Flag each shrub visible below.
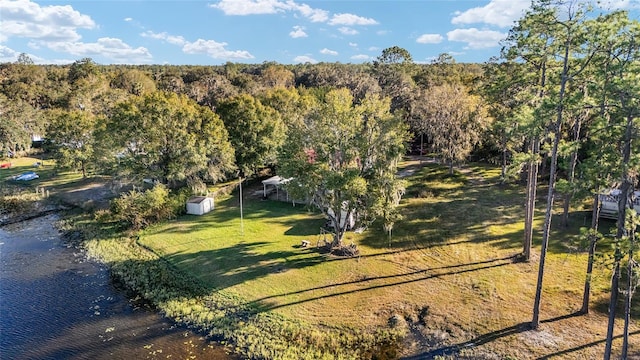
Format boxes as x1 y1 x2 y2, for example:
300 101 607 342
168 187 191 216
110 184 176 230
0 185 43 216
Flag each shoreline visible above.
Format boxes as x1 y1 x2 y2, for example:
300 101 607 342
0 205 70 227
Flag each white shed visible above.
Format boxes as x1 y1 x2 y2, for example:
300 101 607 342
186 196 214 215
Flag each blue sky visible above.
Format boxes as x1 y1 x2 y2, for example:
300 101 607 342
1 0 638 65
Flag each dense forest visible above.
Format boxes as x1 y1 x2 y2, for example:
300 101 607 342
0 51 493 191
0 52 484 166
1 2 639 358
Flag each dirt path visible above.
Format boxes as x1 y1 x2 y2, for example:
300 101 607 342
54 180 115 209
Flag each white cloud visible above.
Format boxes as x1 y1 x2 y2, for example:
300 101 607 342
447 28 506 49
289 26 308 38
0 0 95 43
141 31 186 46
142 30 254 61
416 33 443 44
46 37 153 64
293 55 317 63
0 45 19 62
211 1 380 29
211 0 328 22
338 27 358 35
183 39 254 60
124 17 133 22
320 48 338 56
211 0 283 15
0 0 131 63
0 46 71 64
328 13 378 26
368 46 379 51
291 2 329 22
599 0 640 9
350 42 359 47
350 54 370 61
452 0 529 27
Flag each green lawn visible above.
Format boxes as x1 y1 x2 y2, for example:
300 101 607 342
0 155 86 190
139 159 639 358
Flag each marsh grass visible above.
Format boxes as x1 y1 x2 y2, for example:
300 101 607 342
0 184 43 216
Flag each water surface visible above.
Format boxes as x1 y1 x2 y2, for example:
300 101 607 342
0 215 236 359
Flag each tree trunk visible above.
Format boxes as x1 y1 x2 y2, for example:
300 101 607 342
540 152 548 178
561 117 581 227
500 131 507 184
604 244 622 360
531 132 560 329
605 114 634 360
580 193 601 314
523 139 539 262
524 33 548 263
621 233 635 359
532 39 571 330
81 159 87 178
501 147 507 184
330 215 344 248
448 160 454 175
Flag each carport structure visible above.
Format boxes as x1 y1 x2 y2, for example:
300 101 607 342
261 176 293 199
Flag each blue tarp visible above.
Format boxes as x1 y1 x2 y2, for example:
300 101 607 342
15 171 39 181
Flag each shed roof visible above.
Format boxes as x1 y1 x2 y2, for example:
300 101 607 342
187 196 209 204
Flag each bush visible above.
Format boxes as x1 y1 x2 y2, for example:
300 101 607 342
168 187 191 216
110 184 176 230
0 185 43 216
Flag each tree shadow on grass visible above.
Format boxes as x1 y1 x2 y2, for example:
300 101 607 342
251 254 519 312
592 295 640 320
402 312 583 359
158 241 329 291
536 330 640 359
365 164 528 253
389 161 604 259
283 216 325 236
126 239 520 307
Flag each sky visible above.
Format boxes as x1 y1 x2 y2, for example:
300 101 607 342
0 0 638 66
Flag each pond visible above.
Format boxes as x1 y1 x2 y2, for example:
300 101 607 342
0 214 236 359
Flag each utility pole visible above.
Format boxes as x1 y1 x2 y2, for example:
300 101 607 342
239 176 244 236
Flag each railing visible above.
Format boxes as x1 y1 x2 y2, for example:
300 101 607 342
598 190 640 219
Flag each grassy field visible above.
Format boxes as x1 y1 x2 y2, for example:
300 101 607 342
0 155 119 212
137 159 639 359
0 155 91 196
0 155 83 216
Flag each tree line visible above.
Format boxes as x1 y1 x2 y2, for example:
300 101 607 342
1 0 638 357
